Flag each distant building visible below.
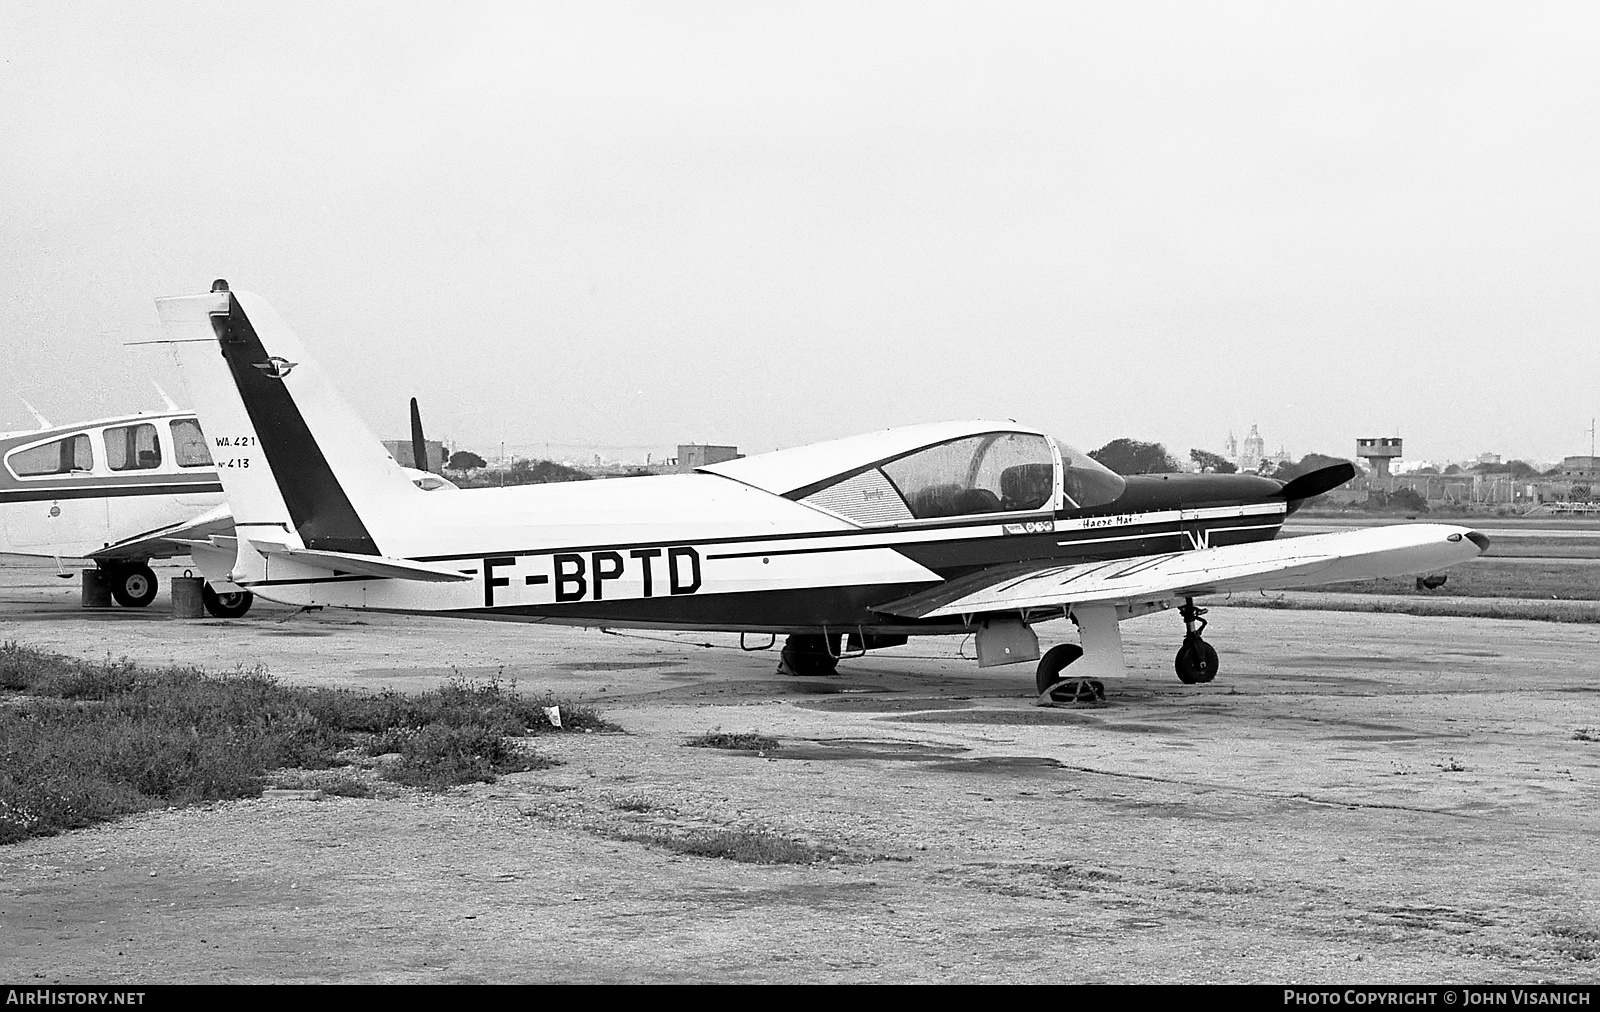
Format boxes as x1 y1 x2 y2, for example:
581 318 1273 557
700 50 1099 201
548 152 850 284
382 439 446 474
676 444 742 473
1476 452 1502 466
1356 437 1403 489
1224 424 1290 473
1556 456 1600 479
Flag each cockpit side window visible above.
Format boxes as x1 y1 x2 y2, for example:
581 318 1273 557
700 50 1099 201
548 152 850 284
106 423 162 472
1059 444 1126 509
169 419 213 468
7 434 93 477
881 433 1055 520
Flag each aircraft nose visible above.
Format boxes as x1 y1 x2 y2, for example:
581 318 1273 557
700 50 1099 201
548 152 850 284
1465 530 1490 553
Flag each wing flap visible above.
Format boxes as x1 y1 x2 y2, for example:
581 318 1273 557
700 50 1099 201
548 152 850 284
88 503 235 562
875 524 1486 619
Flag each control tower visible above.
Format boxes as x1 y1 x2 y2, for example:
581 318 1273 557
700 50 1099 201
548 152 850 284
1356 437 1402 489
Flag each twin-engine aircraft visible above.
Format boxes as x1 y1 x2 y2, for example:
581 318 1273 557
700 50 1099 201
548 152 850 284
152 281 1486 701
0 398 453 619
0 405 252 615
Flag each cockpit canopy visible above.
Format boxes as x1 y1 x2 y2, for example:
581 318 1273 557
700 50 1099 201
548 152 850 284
700 421 1125 527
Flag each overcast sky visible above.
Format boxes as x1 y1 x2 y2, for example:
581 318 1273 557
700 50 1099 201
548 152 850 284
2 1 1596 465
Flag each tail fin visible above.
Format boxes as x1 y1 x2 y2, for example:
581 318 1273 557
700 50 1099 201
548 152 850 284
153 281 420 555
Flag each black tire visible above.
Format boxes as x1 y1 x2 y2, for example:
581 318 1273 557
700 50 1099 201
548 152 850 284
201 584 254 618
108 563 158 608
1035 643 1085 695
777 634 841 677
1174 639 1219 684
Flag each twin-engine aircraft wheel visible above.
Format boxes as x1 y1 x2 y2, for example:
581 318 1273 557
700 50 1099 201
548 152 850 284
1174 639 1219 684
107 563 158 608
201 584 254 619
777 634 841 677
1035 643 1085 695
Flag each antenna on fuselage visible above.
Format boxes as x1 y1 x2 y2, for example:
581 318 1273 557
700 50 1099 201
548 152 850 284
151 381 181 413
19 398 51 430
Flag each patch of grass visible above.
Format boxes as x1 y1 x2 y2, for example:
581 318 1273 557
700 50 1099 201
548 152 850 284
1574 728 1599 742
0 645 617 843
605 826 839 864
1436 757 1468 772
610 794 659 812
300 677 618 736
381 724 557 790
684 728 780 751
1543 919 1600 961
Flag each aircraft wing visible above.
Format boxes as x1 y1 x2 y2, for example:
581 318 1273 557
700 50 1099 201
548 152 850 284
87 503 237 563
874 524 1489 620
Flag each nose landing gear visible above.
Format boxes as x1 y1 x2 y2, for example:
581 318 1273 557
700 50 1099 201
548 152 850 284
1174 598 1218 684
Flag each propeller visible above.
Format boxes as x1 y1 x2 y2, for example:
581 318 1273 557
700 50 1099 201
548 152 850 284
1276 462 1356 504
409 397 430 472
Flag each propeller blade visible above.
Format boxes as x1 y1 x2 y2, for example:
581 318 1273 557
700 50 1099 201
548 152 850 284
409 397 430 472
1277 462 1356 502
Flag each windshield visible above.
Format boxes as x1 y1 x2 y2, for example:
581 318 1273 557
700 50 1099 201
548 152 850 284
1059 443 1125 509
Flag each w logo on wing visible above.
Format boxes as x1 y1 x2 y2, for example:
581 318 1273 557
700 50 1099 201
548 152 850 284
252 356 298 379
1183 529 1210 551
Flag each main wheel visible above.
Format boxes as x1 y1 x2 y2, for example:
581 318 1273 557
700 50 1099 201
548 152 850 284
201 584 254 618
1174 639 1219 684
108 563 158 608
1035 643 1085 695
777 634 841 677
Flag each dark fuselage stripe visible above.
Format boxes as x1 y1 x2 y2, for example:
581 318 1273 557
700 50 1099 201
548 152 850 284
411 509 1284 565
0 483 223 503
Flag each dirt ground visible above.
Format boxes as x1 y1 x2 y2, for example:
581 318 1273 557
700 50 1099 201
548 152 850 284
2 560 1600 983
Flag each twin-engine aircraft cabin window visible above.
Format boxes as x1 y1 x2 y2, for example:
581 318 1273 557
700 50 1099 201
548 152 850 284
880 433 1056 520
106 423 162 472
169 419 213 468
7 434 93 477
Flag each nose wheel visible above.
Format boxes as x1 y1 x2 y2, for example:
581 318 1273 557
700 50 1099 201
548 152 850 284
1174 598 1218 684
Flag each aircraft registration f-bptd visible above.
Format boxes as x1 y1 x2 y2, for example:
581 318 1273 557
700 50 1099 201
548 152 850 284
153 281 1487 701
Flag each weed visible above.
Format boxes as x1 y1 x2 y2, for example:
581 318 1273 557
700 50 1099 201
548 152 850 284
0 645 613 842
1574 728 1599 742
381 724 557 790
1436 757 1468 772
604 826 838 864
611 794 659 812
684 728 780 751
1544 919 1600 960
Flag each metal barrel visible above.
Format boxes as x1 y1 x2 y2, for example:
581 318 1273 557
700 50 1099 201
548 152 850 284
170 576 205 619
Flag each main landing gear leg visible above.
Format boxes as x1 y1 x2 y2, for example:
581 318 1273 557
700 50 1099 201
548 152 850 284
1174 597 1218 685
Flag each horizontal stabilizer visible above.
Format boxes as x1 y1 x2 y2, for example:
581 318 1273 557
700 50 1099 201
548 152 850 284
250 543 472 583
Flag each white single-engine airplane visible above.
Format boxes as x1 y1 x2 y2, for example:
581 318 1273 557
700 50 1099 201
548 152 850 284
152 280 1487 701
